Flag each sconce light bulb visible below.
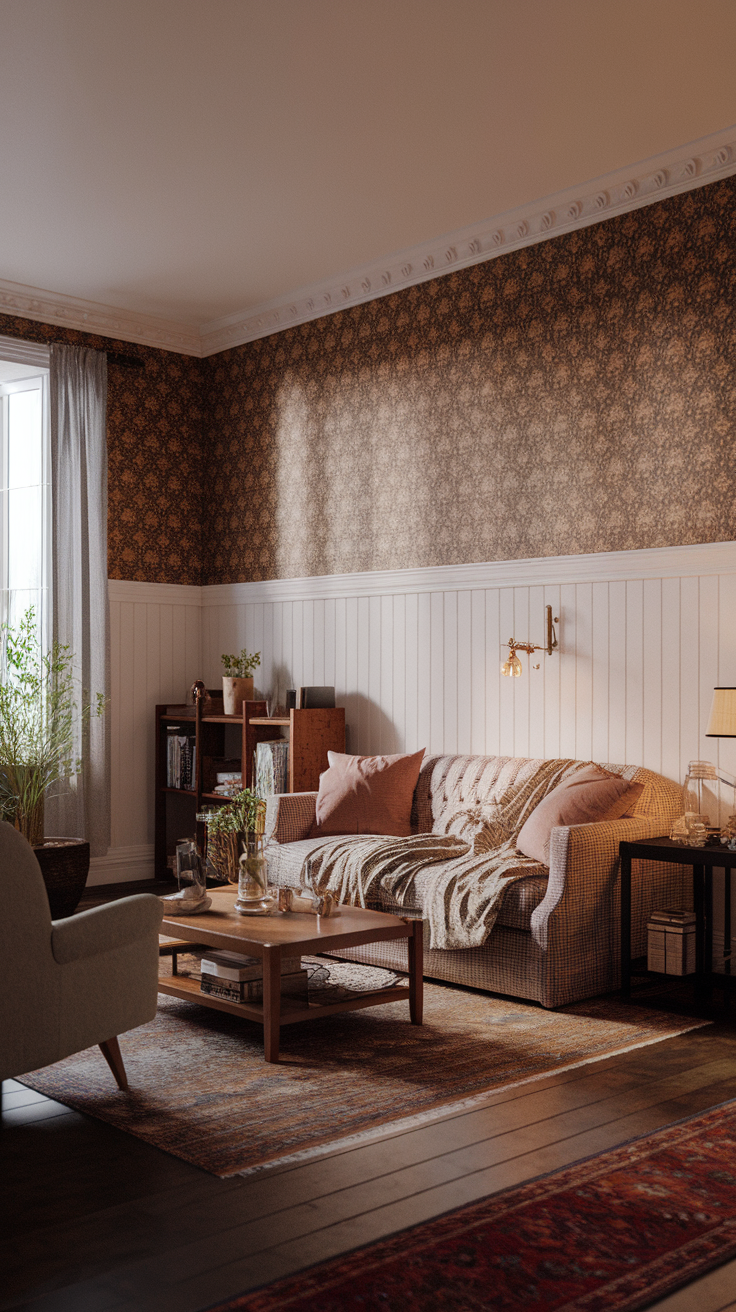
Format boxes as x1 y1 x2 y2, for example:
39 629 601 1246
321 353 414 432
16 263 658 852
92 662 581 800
510 652 523 677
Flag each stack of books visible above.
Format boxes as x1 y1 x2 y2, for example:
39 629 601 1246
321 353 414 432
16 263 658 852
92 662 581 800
199 949 308 1003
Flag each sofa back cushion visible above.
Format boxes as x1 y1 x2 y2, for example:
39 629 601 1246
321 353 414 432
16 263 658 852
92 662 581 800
310 749 426 838
411 755 682 836
516 765 644 865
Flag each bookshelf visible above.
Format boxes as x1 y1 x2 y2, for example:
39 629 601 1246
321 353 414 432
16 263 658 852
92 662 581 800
154 700 345 879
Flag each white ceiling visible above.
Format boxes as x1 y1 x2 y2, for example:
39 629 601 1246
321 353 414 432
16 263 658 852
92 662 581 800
1 0 736 342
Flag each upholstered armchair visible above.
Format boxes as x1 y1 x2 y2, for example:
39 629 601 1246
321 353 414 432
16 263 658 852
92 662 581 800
0 822 163 1090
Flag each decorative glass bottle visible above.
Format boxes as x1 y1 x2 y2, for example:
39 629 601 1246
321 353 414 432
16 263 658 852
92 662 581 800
234 831 271 914
683 761 719 837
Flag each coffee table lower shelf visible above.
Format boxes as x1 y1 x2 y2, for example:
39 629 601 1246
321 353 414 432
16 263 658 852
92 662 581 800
158 972 413 1026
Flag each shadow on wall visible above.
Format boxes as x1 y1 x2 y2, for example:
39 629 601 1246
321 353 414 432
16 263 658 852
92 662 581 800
342 693 405 758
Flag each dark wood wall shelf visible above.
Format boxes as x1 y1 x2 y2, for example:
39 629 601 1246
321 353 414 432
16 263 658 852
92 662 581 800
154 701 345 879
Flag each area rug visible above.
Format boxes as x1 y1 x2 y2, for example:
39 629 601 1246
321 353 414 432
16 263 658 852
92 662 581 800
19 957 709 1178
204 1099 736 1312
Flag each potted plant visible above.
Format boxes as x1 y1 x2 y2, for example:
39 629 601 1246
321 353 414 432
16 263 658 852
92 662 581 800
0 607 105 917
203 788 269 914
221 648 261 716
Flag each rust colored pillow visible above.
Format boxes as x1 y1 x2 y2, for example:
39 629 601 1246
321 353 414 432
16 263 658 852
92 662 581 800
309 749 426 838
516 766 644 865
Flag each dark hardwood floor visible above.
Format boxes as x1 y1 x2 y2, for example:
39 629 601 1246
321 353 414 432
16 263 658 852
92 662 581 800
4 883 736 1312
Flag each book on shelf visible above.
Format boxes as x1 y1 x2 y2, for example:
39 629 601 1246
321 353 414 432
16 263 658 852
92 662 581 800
200 949 301 981
166 727 196 790
254 740 289 797
200 969 309 1003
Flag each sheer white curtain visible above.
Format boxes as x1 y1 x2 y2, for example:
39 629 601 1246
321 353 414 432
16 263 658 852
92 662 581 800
46 345 110 857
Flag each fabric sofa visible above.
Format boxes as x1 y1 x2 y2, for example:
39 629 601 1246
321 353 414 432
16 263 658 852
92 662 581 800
264 754 686 1008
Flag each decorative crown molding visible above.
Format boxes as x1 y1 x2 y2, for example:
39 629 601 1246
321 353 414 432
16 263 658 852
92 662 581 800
198 124 736 355
0 278 201 356
2 126 735 358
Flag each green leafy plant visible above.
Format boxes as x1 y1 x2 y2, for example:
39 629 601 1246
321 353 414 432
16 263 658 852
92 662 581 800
221 649 260 678
0 607 105 845
206 787 266 837
204 787 267 884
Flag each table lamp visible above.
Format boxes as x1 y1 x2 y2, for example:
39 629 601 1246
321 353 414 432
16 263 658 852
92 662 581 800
705 687 736 840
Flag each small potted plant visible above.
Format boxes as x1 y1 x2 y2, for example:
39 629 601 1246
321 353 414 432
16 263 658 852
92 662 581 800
0 607 105 917
204 788 269 914
221 649 261 715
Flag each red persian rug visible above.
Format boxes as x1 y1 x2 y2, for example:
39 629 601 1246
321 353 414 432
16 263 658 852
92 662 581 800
206 1100 736 1312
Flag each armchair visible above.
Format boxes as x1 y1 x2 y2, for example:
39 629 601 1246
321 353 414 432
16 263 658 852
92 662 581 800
0 822 163 1090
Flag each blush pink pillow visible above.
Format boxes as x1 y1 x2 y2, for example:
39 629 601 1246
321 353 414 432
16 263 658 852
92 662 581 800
309 749 426 838
516 766 644 865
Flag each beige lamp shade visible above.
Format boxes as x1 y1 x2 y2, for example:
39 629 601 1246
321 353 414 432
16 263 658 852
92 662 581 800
706 687 736 737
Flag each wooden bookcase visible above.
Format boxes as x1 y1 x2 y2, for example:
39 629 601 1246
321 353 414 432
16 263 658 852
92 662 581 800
155 700 345 879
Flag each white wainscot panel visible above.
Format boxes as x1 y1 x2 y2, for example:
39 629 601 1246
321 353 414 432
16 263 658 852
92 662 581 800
200 542 736 793
91 581 203 884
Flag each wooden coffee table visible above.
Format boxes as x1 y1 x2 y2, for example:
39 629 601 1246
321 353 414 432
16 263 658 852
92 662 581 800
159 887 423 1062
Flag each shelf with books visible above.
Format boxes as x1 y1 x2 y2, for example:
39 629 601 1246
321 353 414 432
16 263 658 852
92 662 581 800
154 701 346 879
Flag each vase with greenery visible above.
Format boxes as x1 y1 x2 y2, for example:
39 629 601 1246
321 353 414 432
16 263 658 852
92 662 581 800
221 648 261 715
204 788 268 913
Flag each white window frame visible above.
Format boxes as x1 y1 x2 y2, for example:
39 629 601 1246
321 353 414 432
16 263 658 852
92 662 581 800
0 335 51 651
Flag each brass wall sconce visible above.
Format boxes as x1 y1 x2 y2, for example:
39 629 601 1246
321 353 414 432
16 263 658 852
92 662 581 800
501 606 559 677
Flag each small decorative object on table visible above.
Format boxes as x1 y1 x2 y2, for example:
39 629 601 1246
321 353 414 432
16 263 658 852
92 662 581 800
221 649 261 716
160 838 212 913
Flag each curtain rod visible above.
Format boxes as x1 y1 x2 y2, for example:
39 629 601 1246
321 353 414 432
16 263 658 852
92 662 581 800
20 338 146 372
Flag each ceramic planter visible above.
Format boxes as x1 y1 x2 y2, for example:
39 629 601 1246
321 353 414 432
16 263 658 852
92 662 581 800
222 676 254 715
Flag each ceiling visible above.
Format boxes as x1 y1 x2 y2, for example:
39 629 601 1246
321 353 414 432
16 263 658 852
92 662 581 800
1 0 735 345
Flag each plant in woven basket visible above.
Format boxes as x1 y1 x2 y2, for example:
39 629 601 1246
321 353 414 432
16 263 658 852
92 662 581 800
0 607 105 845
205 788 266 884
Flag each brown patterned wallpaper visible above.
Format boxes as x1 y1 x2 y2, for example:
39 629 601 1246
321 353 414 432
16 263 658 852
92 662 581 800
2 174 734 586
202 175 736 584
0 314 205 585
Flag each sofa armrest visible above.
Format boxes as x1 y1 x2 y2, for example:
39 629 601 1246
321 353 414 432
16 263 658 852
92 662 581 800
531 816 672 950
51 894 163 966
265 792 318 845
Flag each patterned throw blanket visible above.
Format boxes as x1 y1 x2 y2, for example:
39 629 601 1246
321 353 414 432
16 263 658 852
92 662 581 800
301 758 582 950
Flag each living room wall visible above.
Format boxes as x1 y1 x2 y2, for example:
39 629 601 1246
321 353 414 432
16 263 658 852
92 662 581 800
0 313 205 586
202 174 736 585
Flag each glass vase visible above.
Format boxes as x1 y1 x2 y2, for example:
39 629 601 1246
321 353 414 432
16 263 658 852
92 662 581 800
234 831 271 915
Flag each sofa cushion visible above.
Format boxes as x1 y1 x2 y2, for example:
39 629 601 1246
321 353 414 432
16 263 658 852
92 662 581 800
310 749 425 838
516 765 644 864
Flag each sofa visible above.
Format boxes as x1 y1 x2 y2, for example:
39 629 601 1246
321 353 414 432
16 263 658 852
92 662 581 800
264 754 686 1008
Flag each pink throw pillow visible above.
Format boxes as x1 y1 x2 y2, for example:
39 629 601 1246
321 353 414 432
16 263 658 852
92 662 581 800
516 766 644 865
309 749 426 838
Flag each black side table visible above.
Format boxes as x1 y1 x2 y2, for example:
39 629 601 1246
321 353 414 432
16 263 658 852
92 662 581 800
619 836 736 997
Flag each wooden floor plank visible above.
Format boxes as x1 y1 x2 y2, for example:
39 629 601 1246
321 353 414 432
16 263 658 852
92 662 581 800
3 1023 736 1312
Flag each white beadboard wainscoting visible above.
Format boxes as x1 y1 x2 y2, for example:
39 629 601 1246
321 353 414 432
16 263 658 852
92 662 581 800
88 581 203 885
98 541 736 884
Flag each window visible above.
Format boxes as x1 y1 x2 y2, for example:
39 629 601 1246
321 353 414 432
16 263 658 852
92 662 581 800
0 337 51 646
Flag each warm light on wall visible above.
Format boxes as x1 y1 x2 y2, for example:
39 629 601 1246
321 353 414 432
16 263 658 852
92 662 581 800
501 606 559 677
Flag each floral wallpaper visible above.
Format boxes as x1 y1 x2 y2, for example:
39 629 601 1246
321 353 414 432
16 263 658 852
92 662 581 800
0 314 205 585
2 173 735 586
202 175 736 584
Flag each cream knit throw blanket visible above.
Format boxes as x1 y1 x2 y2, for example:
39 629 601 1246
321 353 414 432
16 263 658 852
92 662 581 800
301 758 581 950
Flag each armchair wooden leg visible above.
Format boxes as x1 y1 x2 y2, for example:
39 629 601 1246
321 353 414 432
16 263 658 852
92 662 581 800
99 1037 128 1091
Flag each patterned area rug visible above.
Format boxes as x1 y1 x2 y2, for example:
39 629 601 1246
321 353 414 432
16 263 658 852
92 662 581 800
19 955 709 1178
205 1100 736 1312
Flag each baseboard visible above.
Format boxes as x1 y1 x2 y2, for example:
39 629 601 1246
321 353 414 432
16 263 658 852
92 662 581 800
87 843 155 886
